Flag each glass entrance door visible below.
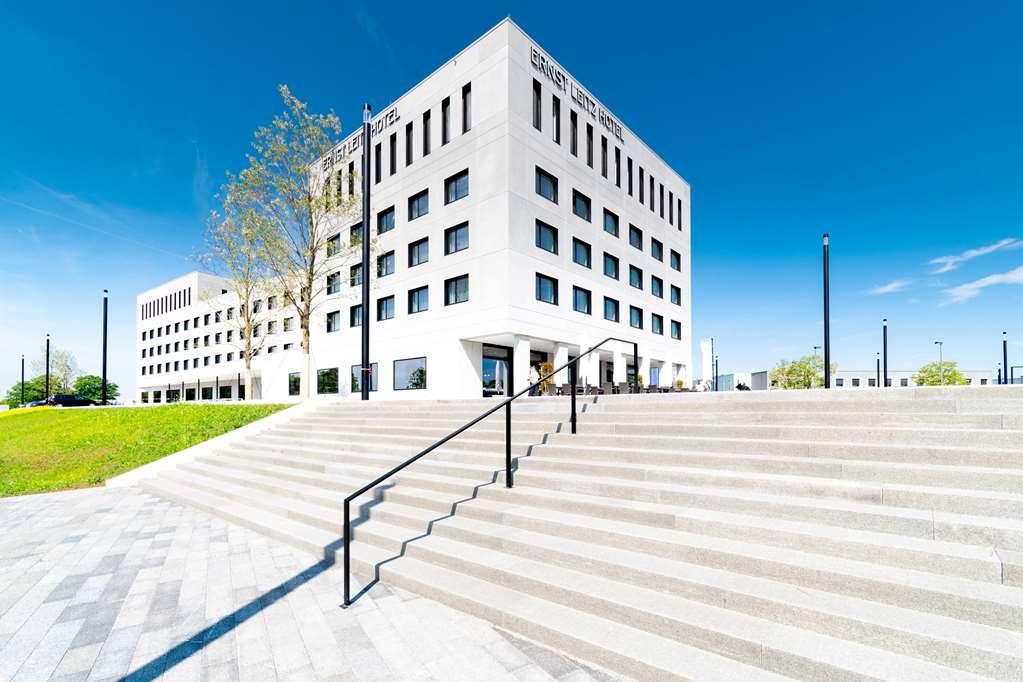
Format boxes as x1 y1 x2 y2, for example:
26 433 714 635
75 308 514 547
482 344 513 397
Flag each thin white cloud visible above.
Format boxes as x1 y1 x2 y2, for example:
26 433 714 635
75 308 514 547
942 264 1023 303
928 238 1023 274
866 278 912 295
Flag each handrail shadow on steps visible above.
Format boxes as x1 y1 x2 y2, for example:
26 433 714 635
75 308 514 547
341 336 638 606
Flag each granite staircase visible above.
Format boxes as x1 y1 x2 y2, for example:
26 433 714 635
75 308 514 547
140 387 1023 681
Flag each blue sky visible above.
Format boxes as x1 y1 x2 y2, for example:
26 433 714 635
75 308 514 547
1 1 1021 396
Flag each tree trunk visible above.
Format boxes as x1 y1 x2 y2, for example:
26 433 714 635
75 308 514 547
244 363 254 401
301 322 311 399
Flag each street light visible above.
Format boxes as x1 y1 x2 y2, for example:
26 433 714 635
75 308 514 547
359 102 373 401
102 290 109 405
20 354 24 406
882 318 888 388
45 333 50 399
822 233 830 389
875 352 880 388
934 341 944 386
714 355 719 392
1002 331 1009 385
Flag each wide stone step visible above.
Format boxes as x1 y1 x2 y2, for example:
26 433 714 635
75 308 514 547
574 410 1010 428
267 422 555 442
255 431 540 457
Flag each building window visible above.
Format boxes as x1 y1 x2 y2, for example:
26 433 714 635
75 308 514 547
408 189 429 220
535 167 558 203
348 160 355 195
604 297 620 322
377 295 395 321
445 275 469 305
629 265 643 290
868 378 876 387
853 378 861 387
650 176 655 211
532 79 542 130
288 372 300 396
629 224 643 250
405 121 413 166
422 110 431 156
569 110 578 156
630 306 643 329
572 190 591 221
836 377 844 387
350 304 362 327
600 136 608 178
572 286 591 315
901 378 909 387
326 310 340 333
671 320 682 340
659 184 665 218
441 96 451 145
317 368 339 394
377 206 395 234
535 221 558 254
389 132 397 175
445 222 469 254
603 253 619 280
408 237 429 267
535 273 558 305
377 251 395 277
374 142 381 184
585 123 593 167
351 363 378 392
652 276 664 298
670 250 681 271
350 263 362 286
671 285 682 305
408 285 429 313
350 222 363 246
327 234 341 257
603 209 619 237
639 167 644 202
444 169 469 204
283 343 292 350
572 238 591 268
283 317 294 331
651 239 663 261
615 147 621 187
394 357 427 390
552 95 561 143
652 314 664 335
327 271 340 295
461 82 472 133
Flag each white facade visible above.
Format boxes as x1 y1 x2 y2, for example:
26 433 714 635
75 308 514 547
135 19 692 403
833 370 993 389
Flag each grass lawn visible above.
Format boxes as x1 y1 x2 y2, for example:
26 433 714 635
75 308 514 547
0 403 290 497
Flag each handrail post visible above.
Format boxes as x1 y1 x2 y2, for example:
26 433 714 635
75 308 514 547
570 359 577 434
632 342 638 393
505 401 513 487
343 498 351 607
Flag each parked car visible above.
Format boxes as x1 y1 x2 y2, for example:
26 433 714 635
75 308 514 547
47 394 97 407
26 399 48 407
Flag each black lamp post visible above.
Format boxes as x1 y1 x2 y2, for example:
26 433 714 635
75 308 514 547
45 333 50 399
875 352 880 388
934 341 944 386
360 103 372 400
714 355 719 392
822 233 830 389
101 289 109 405
710 336 715 391
1002 331 1009 385
882 319 888 388
20 354 25 405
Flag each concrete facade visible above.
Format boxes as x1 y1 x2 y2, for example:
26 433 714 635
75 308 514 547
135 19 691 403
833 369 993 388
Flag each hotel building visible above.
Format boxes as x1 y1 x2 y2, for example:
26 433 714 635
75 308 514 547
135 19 692 403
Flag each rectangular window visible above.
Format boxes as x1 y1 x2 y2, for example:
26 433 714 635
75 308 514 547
603 253 619 280
604 296 619 322
670 249 682 271
408 189 429 220
377 206 395 234
445 275 469 305
532 79 542 130
350 304 362 327
572 238 591 268
585 123 593 167
408 285 429 313
422 110 431 156
327 233 341 257
651 238 663 261
535 167 558 203
377 295 395 321
671 320 682 340
600 136 608 178
351 363 378 392
317 368 339 394
461 83 472 133
389 132 397 175
405 122 414 166
603 209 619 237
377 250 395 277
669 190 674 224
614 147 621 187
535 273 558 305
629 265 643 290
629 225 643 250
445 222 469 254
627 157 633 195
394 357 427 390
326 310 340 333
671 285 682 305
350 263 362 286
408 237 429 266
639 167 644 202
630 306 643 329
569 110 578 155
444 169 469 204
572 286 591 314
283 317 294 331
659 184 665 218
535 221 558 254
441 96 450 145
348 160 355 195
651 276 664 298
374 143 381 184
552 95 561 143
350 222 363 246
572 190 591 221
650 176 655 211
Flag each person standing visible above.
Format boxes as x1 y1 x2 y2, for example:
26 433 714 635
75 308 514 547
528 364 540 396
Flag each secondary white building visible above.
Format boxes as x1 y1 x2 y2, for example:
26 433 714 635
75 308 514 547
135 19 692 403
833 370 993 388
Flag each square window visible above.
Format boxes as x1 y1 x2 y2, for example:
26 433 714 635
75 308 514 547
317 368 339 394
572 238 591 268
572 190 591 221
604 297 619 322
629 265 643 290
535 273 558 305
377 295 395 320
572 286 591 314
408 189 429 220
377 206 395 234
377 251 395 277
445 222 469 254
444 169 469 204
535 221 558 254
394 357 427 390
630 306 643 329
408 238 429 267
603 253 619 280
535 167 558 203
445 275 469 305
408 285 429 313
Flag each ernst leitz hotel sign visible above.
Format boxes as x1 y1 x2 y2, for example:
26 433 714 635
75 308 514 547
530 46 625 144
321 107 401 170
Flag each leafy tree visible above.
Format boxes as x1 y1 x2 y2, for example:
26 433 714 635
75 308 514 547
913 361 969 386
4 374 48 408
73 374 120 402
768 354 837 389
30 344 80 393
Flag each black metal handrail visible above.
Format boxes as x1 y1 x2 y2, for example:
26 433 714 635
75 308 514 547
341 336 638 606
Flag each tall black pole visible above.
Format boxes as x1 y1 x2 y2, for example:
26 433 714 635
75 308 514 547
101 289 109 405
875 352 880 388
21 354 24 405
822 233 830 389
1003 331 1009 385
360 103 372 400
714 355 719 392
710 337 716 391
45 334 50 399
882 319 888 388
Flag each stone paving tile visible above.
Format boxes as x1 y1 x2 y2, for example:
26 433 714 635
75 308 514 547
0 487 624 681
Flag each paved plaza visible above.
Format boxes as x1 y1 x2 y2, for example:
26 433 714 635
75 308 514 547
0 487 618 682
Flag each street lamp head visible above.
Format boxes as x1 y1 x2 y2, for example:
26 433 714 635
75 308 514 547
822 233 829 245
363 103 372 123
103 289 108 297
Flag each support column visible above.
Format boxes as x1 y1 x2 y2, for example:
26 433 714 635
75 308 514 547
658 360 672 388
612 349 627 386
552 343 570 385
639 355 651 390
513 335 531 394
